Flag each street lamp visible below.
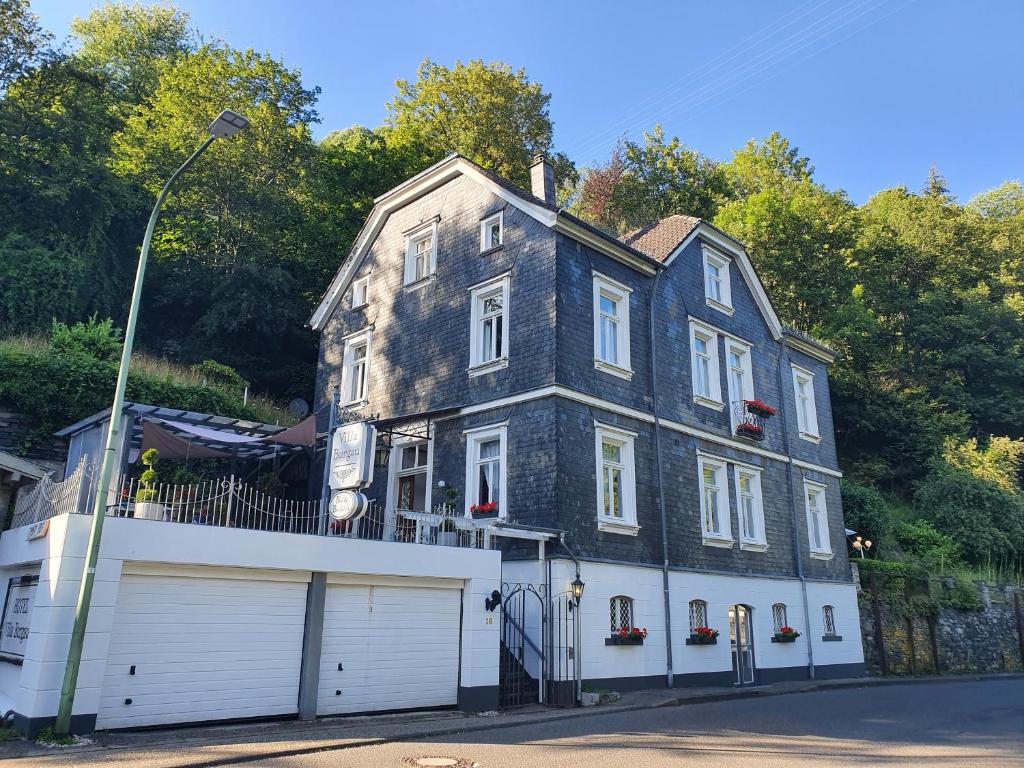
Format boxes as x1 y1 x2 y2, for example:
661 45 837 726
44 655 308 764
571 576 585 605
852 535 873 559
55 110 249 735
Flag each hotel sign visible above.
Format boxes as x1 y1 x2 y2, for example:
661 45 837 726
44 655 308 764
1 575 38 659
329 422 376 490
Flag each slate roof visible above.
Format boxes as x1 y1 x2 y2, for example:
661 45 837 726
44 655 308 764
618 215 702 262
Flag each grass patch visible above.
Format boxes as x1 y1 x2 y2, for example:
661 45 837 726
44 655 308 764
35 726 74 746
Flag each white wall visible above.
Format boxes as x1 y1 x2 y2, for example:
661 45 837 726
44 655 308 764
0 514 502 724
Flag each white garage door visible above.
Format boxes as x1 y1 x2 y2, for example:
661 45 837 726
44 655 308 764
97 568 308 729
317 582 462 715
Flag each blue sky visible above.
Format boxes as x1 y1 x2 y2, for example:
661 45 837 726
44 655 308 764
33 0 1024 204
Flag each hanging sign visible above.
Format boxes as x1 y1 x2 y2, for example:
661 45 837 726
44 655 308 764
329 489 369 521
1 576 38 659
329 422 376 490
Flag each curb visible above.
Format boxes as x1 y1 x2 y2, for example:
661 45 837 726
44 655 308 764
26 673 1024 767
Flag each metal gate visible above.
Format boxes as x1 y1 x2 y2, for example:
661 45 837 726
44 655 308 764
499 583 580 709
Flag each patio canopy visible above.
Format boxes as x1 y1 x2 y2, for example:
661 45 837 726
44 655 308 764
56 402 318 464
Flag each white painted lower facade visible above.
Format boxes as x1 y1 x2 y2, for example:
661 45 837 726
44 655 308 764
503 558 864 687
0 514 501 733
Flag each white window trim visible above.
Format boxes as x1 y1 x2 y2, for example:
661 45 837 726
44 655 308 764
791 364 821 443
350 274 370 309
594 422 639 536
339 328 372 407
404 220 438 287
697 454 732 547
610 595 635 632
464 423 508 519
803 479 833 559
702 245 734 316
734 466 767 552
689 319 723 410
479 210 504 253
384 431 434 514
468 274 510 376
725 337 754 432
592 272 633 380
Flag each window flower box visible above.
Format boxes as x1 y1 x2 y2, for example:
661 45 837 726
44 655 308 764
470 501 498 516
735 421 764 441
743 399 777 418
772 626 801 643
686 626 719 645
606 627 647 645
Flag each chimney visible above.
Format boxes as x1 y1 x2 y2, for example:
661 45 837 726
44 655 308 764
530 154 555 205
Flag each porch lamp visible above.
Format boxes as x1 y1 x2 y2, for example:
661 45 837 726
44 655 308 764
571 576 585 605
55 109 249 736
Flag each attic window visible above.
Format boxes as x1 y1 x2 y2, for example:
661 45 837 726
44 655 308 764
480 211 503 252
703 246 733 315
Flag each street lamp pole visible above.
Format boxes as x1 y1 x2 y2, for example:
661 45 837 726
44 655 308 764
55 110 249 735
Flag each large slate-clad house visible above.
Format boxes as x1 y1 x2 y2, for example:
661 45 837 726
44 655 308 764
309 154 865 690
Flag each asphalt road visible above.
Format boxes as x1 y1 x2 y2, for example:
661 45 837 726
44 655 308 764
262 679 1024 768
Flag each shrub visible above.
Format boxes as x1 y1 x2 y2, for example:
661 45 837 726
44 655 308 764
892 519 963 573
841 480 891 551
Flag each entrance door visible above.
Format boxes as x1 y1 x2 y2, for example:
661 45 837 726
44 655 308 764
728 604 756 685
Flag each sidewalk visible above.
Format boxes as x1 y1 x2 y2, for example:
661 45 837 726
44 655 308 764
4 673 1022 767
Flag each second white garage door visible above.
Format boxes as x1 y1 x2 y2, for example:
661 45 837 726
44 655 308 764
97 567 308 729
317 582 462 715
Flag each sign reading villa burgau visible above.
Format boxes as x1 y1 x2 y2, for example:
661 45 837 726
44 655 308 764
329 422 376 490
1 576 38 660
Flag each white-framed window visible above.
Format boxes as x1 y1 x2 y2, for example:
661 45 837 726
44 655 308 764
772 603 788 633
480 210 503 252
734 466 767 551
688 599 709 632
791 364 821 442
610 595 634 632
726 339 754 431
822 604 837 636
689 320 722 409
350 275 369 308
340 329 372 406
804 480 833 559
594 423 638 535
404 221 437 285
464 423 507 518
697 455 731 546
592 273 632 379
388 439 431 513
468 274 510 374
702 246 733 314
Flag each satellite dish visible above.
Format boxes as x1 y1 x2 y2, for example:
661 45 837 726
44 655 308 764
288 398 310 419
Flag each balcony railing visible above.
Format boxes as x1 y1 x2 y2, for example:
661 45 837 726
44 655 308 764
102 474 492 549
732 399 777 442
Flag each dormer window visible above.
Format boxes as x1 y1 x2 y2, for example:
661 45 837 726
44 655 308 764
703 246 733 315
480 211 503 252
405 222 437 286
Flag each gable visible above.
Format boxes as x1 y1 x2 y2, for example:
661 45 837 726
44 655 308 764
664 222 784 340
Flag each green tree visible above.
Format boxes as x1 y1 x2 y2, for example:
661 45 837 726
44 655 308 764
0 234 81 331
723 131 813 198
0 0 52 91
579 125 727 233
385 58 575 190
110 43 322 389
70 2 194 110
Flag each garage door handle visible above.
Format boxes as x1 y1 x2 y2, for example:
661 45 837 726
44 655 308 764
338 663 343 671
129 665 135 675
336 690 341 696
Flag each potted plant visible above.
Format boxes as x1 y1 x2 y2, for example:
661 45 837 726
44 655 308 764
470 500 498 517
436 514 460 547
133 448 165 520
736 421 764 441
687 626 719 645
743 399 777 418
606 626 647 646
773 625 801 642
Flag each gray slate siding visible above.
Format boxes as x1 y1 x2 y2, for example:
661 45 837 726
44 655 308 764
315 174 557 426
312 170 851 584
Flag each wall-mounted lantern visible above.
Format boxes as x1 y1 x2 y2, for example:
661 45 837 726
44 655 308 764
484 590 501 612
571 576 585 606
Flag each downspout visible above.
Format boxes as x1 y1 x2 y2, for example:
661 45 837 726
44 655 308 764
649 264 675 688
776 340 815 679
